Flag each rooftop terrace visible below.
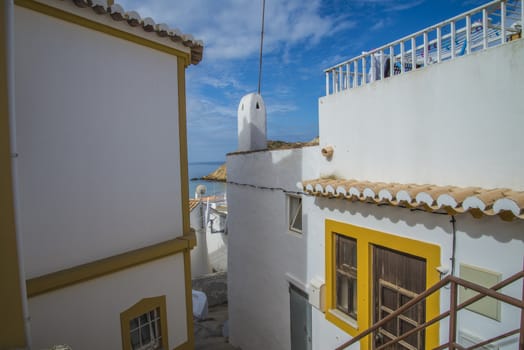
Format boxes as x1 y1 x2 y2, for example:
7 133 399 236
325 0 523 96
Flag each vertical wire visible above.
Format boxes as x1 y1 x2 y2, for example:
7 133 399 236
257 0 266 94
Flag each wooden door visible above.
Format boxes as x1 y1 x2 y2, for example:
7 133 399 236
373 246 426 350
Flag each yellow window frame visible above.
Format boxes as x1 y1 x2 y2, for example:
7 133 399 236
325 219 441 350
120 295 169 350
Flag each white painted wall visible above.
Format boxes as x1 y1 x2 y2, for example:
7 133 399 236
228 40 524 350
204 200 228 272
319 39 524 190
190 199 229 278
227 146 320 350
28 254 188 350
14 7 183 278
303 197 524 349
190 202 212 278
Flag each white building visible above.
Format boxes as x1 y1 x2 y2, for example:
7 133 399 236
190 194 229 278
227 1 524 350
0 1 202 349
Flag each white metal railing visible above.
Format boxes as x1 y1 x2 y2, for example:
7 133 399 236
324 0 523 96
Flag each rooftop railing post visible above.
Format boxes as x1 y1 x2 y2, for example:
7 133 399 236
501 1 506 45
400 41 405 73
411 37 416 69
423 31 429 66
371 53 376 82
338 66 343 92
353 60 358 88
332 69 336 94
389 46 394 77
482 8 488 49
380 49 385 80
325 72 329 95
361 56 366 84
345 63 350 89
466 15 472 55
451 21 456 59
437 26 442 62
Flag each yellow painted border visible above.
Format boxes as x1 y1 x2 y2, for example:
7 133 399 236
177 59 191 236
26 231 196 298
120 295 169 350
325 219 440 350
0 3 26 347
182 250 195 349
14 0 191 66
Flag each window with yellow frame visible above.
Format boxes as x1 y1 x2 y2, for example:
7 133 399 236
120 296 169 350
325 219 441 350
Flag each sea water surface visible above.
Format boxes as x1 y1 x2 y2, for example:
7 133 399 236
188 161 226 198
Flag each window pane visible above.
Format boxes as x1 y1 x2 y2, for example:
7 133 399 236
140 324 151 343
336 235 357 319
139 313 149 325
130 329 140 348
130 317 139 330
337 274 349 312
288 196 302 232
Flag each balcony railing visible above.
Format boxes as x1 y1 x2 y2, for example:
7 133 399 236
325 0 523 96
334 264 524 350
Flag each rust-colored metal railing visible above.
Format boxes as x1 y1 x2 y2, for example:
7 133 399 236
335 267 524 350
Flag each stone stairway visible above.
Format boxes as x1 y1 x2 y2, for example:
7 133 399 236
193 272 240 350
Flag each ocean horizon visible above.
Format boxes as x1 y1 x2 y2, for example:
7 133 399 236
188 161 226 198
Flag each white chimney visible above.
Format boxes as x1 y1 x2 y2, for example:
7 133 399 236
237 93 266 151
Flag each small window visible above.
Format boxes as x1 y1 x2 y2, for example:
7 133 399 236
335 234 357 320
121 296 168 350
288 195 302 233
129 308 162 350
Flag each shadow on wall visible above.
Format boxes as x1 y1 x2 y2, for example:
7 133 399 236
314 194 524 244
227 137 315 349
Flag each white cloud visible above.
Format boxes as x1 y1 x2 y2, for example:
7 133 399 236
118 0 351 61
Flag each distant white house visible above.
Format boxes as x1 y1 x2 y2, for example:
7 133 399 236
0 1 202 349
227 1 524 350
190 193 229 278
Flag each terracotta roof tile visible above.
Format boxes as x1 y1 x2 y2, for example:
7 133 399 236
298 178 524 221
189 199 201 212
53 1 204 65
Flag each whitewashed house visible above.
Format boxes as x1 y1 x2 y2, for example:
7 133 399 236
0 1 203 349
227 1 524 350
189 193 229 278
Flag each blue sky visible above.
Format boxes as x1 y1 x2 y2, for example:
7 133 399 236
118 0 488 162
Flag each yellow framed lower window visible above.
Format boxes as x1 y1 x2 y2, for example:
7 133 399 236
120 296 169 350
325 219 441 350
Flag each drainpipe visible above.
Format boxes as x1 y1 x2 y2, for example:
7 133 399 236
450 216 457 276
5 1 32 347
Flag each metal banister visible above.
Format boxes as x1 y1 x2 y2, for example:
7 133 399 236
335 268 524 350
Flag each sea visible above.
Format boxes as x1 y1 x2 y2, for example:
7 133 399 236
188 161 227 199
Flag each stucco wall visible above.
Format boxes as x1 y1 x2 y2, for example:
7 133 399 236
227 146 320 350
28 254 188 350
14 6 183 277
190 202 211 278
227 40 524 349
319 39 524 190
304 197 524 349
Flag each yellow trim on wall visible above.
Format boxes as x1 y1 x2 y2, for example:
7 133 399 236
120 295 169 350
325 219 441 350
182 250 195 349
177 59 191 236
26 232 195 298
0 3 26 347
14 0 191 66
